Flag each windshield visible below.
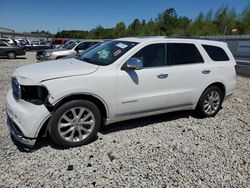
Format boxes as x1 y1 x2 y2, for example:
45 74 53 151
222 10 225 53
80 40 137 65
65 42 78 50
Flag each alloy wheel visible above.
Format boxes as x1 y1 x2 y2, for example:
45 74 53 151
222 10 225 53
58 107 95 142
203 90 221 115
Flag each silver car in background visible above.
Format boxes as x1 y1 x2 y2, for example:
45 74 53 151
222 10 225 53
42 40 102 60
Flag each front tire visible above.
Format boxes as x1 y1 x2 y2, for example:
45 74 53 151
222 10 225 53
48 100 101 148
196 86 223 118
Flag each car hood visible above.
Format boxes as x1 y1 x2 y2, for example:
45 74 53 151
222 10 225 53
13 58 99 85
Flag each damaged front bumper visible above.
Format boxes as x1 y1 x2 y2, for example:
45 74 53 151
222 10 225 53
6 90 51 146
7 116 36 146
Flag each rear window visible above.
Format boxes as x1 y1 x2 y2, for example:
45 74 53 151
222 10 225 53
202 45 229 61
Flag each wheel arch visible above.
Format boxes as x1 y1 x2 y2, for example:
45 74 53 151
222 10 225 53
52 93 109 120
202 82 226 99
5 50 16 56
194 82 226 117
36 93 109 138
195 81 226 109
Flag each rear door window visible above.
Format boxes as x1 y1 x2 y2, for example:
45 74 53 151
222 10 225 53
202 45 229 61
167 43 204 65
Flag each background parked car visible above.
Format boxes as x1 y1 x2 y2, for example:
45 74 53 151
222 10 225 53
13 39 27 46
36 40 80 60
0 40 25 59
25 41 52 51
42 40 102 60
61 40 109 60
51 39 67 48
0 38 15 45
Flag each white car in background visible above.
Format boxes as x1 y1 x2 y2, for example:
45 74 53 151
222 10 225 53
6 37 236 148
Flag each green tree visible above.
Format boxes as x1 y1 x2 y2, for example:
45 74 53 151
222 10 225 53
144 19 157 35
31 30 52 37
54 5 250 39
128 19 143 36
156 8 178 36
174 16 191 36
114 22 127 37
214 6 237 35
190 11 217 36
240 5 250 34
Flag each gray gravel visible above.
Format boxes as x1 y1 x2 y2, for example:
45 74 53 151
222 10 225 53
0 52 250 187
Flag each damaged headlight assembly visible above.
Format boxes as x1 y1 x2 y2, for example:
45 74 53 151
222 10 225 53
12 77 49 105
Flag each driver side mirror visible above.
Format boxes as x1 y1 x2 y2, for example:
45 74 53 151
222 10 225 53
122 58 143 71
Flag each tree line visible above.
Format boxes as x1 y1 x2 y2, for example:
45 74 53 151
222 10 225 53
34 5 250 39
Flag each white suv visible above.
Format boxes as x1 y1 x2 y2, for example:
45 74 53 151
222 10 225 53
6 37 237 148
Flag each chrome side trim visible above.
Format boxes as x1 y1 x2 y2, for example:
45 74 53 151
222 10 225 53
104 104 193 125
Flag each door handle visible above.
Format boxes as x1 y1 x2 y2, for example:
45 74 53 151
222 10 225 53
157 74 168 79
202 70 211 74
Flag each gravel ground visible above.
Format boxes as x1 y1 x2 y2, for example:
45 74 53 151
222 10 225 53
0 52 249 187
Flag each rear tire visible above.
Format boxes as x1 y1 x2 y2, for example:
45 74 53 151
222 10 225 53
48 100 101 148
7 52 16 59
196 86 223 118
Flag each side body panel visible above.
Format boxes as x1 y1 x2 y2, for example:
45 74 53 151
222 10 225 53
43 67 117 118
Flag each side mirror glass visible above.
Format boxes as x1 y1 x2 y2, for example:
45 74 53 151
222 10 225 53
123 58 143 71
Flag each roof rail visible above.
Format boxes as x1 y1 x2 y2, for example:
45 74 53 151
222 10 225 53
134 36 166 38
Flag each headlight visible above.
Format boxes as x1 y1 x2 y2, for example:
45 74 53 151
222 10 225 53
12 77 21 100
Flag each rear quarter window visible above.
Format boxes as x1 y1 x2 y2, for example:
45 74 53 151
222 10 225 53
202 45 229 61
